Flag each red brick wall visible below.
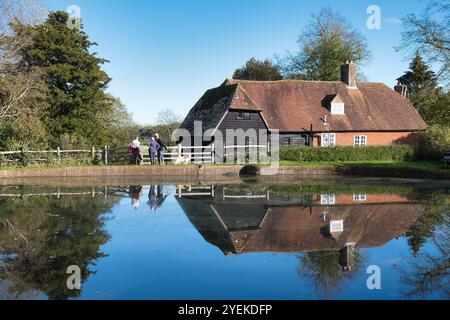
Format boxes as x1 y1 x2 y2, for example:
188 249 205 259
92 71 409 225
313 131 421 146
334 194 414 204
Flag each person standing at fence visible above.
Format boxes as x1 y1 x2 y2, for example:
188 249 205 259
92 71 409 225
130 137 142 165
148 137 160 165
155 133 167 165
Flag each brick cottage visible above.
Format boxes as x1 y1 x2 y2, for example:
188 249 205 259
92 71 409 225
180 62 427 149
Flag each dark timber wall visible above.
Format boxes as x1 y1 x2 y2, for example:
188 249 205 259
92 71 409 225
279 133 308 147
217 110 267 134
214 110 268 163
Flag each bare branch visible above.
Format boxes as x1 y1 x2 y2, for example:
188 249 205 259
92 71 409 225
398 0 450 81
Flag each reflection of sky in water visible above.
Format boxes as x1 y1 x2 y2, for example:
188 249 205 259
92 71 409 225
0 182 448 300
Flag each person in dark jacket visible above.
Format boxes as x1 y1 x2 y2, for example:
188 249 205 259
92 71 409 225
148 137 160 165
154 133 167 165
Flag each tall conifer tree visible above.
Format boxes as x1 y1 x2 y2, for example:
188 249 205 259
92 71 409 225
17 11 112 146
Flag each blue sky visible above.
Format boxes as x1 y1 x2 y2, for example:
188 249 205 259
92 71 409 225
44 0 427 124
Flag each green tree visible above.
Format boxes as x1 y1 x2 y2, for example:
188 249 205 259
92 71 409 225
397 53 450 126
104 95 139 147
233 58 282 81
415 125 450 160
15 11 113 147
0 1 49 150
281 7 371 81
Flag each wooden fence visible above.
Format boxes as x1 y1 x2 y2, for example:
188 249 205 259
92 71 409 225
142 145 214 164
0 143 270 166
0 147 105 165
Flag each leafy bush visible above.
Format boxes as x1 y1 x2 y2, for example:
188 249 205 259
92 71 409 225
414 125 450 160
280 145 415 162
0 116 49 151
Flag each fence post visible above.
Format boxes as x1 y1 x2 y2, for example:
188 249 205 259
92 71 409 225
20 146 27 166
211 143 215 164
177 144 182 158
57 147 61 164
104 146 109 165
91 147 95 162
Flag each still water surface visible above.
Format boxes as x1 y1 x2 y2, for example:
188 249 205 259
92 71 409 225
0 178 448 300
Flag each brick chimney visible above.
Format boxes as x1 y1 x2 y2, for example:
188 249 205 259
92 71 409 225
341 61 357 88
394 82 408 97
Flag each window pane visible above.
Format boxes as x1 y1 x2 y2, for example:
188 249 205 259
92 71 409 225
361 136 367 146
321 194 336 205
322 133 336 147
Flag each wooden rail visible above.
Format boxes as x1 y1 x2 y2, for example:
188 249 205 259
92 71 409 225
142 144 215 164
0 147 107 165
1 143 271 166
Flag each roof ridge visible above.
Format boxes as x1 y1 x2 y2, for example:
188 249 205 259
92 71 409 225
225 78 388 85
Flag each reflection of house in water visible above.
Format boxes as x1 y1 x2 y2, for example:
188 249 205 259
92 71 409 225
176 186 424 271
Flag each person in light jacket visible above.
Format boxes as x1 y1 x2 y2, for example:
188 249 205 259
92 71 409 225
130 137 142 165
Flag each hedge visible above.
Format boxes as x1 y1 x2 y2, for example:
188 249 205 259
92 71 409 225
414 125 450 161
280 145 415 162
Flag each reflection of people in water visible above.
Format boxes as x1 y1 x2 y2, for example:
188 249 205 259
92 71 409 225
129 186 143 209
148 185 167 212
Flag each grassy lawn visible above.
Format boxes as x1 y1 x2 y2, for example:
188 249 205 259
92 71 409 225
0 162 102 171
280 160 448 171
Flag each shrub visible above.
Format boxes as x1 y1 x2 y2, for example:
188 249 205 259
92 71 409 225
0 116 49 151
414 125 450 160
280 145 415 162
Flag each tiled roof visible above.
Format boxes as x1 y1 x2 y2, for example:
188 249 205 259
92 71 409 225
181 79 427 133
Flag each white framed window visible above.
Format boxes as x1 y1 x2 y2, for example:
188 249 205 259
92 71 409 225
321 194 336 205
330 102 345 115
321 133 336 147
330 220 344 233
354 135 367 147
353 193 367 201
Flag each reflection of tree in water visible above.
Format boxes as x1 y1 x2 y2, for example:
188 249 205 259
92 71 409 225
0 193 118 300
406 193 450 256
297 249 365 298
399 195 449 299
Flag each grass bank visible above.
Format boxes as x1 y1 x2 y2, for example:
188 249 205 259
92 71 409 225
280 160 448 171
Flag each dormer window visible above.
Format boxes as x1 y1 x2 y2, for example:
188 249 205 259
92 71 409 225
329 94 345 115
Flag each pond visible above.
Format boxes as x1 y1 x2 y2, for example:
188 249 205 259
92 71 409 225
0 177 448 300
